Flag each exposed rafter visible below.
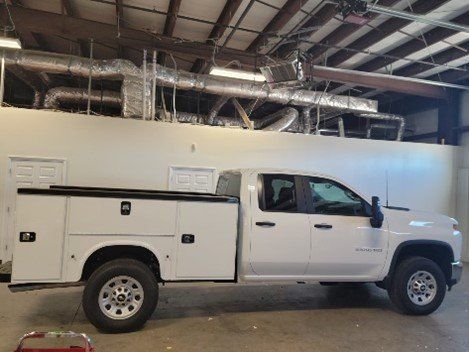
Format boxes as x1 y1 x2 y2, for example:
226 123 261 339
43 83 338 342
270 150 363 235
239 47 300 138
158 0 183 65
61 0 90 57
1 5 262 67
191 0 243 73
274 3 337 58
325 0 450 68
246 0 308 53
307 0 400 63
352 11 469 73
394 40 469 77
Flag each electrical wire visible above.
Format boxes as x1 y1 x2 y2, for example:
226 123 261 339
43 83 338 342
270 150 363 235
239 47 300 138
1 1 16 32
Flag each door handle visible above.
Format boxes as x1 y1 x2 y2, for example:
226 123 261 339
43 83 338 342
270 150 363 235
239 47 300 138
314 223 333 229
256 221 276 227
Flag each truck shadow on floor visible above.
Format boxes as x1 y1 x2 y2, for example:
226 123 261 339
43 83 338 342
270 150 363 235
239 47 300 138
153 282 394 320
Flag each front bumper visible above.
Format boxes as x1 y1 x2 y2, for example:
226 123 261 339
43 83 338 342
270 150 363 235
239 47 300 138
449 261 463 289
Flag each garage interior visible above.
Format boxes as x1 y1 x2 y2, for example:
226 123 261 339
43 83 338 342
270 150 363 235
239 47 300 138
0 0 468 351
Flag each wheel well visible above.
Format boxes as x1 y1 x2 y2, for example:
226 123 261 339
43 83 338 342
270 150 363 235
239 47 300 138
389 242 453 285
81 245 161 281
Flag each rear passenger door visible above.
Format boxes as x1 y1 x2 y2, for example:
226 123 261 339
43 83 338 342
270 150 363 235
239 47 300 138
249 173 311 277
302 176 388 279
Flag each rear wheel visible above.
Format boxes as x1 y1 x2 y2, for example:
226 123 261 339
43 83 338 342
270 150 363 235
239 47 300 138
388 256 446 315
82 259 159 333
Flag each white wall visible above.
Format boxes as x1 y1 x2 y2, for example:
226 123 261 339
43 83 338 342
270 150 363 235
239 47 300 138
0 108 460 261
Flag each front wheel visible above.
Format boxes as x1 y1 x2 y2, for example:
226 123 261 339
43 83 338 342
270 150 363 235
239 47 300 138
82 259 159 333
388 256 446 315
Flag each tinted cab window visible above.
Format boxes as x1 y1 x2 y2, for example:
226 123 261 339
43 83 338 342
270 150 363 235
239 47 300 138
306 177 368 216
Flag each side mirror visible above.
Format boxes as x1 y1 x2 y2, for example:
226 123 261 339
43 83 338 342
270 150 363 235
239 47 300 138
370 196 384 228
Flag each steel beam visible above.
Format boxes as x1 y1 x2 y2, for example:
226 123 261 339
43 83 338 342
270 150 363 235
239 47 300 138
305 66 458 99
369 4 469 33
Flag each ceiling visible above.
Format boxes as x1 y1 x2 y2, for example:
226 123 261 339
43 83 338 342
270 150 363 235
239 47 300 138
1 0 468 104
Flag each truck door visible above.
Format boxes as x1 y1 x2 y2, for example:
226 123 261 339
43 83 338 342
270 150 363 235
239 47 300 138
302 176 388 279
249 173 311 277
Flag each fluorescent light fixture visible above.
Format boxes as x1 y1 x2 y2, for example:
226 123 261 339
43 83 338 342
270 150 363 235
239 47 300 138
0 37 22 50
209 67 266 82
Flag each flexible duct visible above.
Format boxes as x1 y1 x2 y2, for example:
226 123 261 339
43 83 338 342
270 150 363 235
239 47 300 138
207 95 231 124
357 112 406 141
44 87 121 110
44 87 298 132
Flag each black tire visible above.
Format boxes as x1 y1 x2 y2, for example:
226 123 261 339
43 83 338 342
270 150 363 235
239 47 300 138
387 256 446 315
82 259 159 333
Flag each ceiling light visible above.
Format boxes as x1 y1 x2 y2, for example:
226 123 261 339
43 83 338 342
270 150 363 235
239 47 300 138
209 67 266 82
0 37 22 50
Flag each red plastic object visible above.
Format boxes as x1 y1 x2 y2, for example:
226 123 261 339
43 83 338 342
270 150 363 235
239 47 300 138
14 332 94 352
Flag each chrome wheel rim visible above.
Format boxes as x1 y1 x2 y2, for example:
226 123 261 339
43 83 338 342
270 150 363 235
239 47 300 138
98 275 144 320
406 270 437 306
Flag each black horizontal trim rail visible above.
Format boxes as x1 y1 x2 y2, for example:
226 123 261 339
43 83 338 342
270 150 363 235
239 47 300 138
51 185 220 197
18 187 239 203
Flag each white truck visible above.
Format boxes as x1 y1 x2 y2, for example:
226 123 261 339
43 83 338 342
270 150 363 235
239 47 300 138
0 168 463 333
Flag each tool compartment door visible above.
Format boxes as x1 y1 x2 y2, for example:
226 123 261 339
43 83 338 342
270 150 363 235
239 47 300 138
175 201 238 279
12 195 66 282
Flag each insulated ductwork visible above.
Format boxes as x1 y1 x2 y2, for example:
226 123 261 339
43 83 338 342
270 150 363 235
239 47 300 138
44 87 299 132
44 87 121 110
357 112 406 141
4 50 378 122
151 64 378 113
4 50 144 118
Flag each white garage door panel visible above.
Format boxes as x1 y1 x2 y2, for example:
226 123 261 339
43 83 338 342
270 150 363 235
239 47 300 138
170 166 215 193
68 197 177 236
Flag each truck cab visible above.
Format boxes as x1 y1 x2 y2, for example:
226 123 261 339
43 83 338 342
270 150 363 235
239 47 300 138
219 169 461 285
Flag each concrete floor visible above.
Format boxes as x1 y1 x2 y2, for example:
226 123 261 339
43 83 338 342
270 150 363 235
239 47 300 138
1 269 468 352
